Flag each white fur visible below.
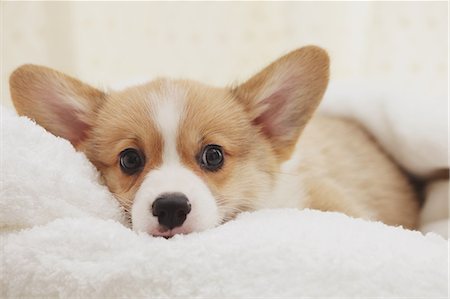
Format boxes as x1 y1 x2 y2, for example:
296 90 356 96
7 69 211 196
152 82 184 165
132 165 219 235
263 157 309 210
131 81 219 234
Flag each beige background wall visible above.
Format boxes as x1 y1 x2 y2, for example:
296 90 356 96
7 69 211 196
1 2 448 107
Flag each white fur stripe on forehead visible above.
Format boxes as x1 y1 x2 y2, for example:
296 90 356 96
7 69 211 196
148 81 187 165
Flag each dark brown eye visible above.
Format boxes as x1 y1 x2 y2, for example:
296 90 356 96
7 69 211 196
119 148 145 175
199 144 224 171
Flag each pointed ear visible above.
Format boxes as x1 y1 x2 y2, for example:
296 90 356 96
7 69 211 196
9 64 105 148
233 46 329 160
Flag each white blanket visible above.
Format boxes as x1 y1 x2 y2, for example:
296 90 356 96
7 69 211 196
321 79 449 238
1 79 448 298
2 211 447 298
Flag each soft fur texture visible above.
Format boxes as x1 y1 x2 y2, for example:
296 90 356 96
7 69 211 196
8 48 336 235
1 75 448 297
8 48 421 235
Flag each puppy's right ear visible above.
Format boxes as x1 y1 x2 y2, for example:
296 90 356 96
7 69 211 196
9 65 105 147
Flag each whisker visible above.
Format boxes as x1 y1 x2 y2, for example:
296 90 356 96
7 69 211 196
262 169 301 177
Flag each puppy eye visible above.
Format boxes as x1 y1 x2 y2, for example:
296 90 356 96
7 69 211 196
119 148 145 175
199 144 224 171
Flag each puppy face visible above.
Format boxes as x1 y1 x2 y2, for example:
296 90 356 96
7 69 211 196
10 46 329 237
84 80 278 236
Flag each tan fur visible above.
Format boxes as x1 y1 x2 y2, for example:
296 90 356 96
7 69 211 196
178 81 278 221
10 64 105 146
233 46 329 161
9 46 419 230
298 116 419 228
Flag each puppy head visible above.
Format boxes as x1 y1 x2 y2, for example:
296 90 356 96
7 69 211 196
10 46 329 237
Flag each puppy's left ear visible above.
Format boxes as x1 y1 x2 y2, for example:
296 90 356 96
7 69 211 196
233 46 329 161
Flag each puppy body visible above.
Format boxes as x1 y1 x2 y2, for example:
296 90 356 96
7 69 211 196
272 116 418 228
10 46 419 236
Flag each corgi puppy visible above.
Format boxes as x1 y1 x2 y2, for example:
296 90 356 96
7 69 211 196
10 46 419 237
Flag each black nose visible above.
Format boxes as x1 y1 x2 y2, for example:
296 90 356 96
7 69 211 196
152 193 191 230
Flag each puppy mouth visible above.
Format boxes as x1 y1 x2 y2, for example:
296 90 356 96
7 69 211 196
149 225 191 238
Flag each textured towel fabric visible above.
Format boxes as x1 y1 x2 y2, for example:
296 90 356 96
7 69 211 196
2 211 447 298
1 79 448 298
321 79 448 178
0 108 126 231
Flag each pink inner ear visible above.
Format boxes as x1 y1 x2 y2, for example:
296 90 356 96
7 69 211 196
46 91 91 146
55 106 91 145
253 84 294 139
